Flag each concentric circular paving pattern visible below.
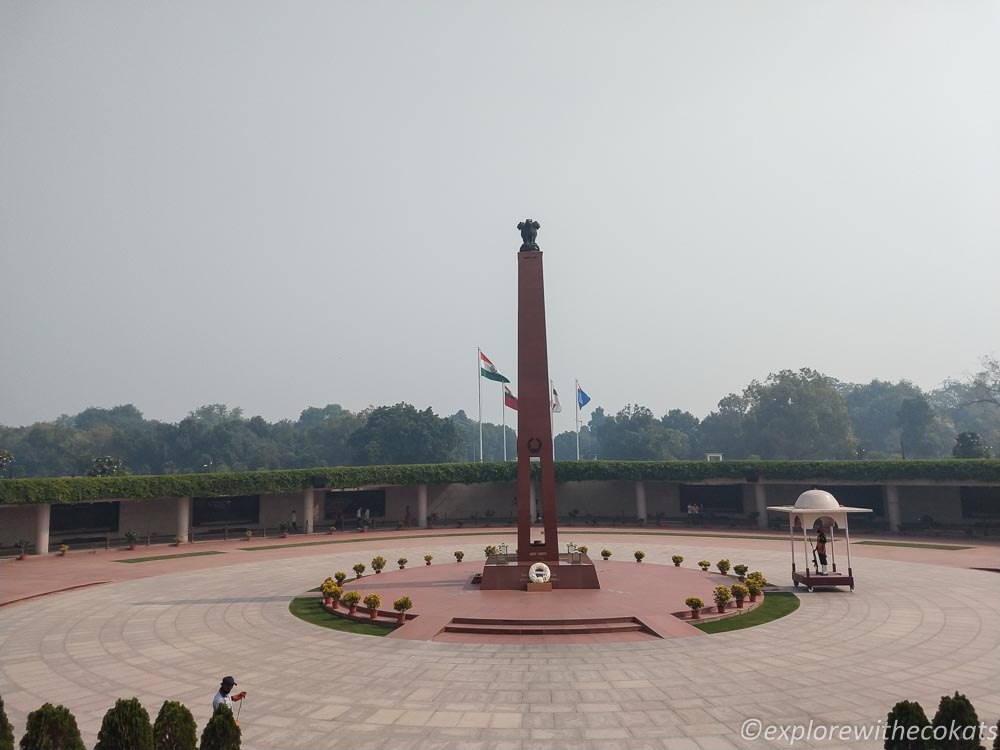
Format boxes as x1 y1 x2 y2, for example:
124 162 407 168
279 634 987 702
1 538 998 750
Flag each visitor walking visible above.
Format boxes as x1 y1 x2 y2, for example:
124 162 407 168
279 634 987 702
212 676 246 713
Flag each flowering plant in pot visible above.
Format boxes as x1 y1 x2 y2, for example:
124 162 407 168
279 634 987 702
484 545 499 557
362 593 382 620
59 544 70 556
601 549 612 560
279 523 289 538
731 583 749 609
577 545 589 555
424 554 433 565
698 560 711 571
397 557 408 570
454 550 464 562
633 550 645 563
712 584 732 613
745 577 763 602
320 577 338 605
334 571 347 586
352 563 366 579
14 539 29 560
244 529 253 541
123 530 139 551
733 564 748 581
173 535 183 546
685 596 704 619
371 556 387 574
671 555 683 567
716 559 731 575
393 596 413 624
341 590 361 615
328 585 343 608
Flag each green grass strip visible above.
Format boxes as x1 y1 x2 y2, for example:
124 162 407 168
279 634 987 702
288 596 390 636
854 540 972 550
114 551 226 564
240 528 791 552
693 592 800 634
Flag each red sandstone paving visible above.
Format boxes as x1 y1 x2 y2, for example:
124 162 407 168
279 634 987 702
1 526 998 607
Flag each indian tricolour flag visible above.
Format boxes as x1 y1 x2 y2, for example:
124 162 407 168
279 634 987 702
480 351 510 383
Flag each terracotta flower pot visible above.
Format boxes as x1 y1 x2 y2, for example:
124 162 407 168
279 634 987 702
398 565 405 570
674 562 681 567
735 599 744 609
369 610 378 620
18 553 26 561
716 604 726 614
748 593 758 603
397 612 406 624
129 544 136 551
348 605 357 616
375 569 381 574
425 561 431 566
323 596 332 607
690 609 700 619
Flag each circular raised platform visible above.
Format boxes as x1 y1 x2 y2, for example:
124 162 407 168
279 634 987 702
334 559 736 643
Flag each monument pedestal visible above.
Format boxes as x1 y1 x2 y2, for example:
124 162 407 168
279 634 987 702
480 554 601 590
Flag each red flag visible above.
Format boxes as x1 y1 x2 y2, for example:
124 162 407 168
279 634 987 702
503 385 518 410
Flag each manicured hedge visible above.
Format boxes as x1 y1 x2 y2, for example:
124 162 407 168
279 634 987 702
1 459 998 505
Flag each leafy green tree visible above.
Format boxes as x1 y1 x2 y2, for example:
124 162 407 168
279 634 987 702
198 706 240 750
742 369 855 459
929 692 982 750
87 456 130 477
19 703 85 750
967 355 1000 408
884 699 929 750
153 700 197 750
95 697 153 750
898 396 945 459
0 693 14 750
696 394 749 459
953 431 991 459
349 403 459 464
72 404 147 431
846 380 924 458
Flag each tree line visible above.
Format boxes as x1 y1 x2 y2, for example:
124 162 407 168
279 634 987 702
1 359 997 478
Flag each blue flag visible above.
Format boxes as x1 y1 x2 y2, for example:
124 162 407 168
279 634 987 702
577 385 591 409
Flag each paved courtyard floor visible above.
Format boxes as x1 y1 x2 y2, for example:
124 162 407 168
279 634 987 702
1 529 998 749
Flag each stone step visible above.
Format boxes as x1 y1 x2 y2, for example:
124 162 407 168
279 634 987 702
442 618 650 636
451 615 637 626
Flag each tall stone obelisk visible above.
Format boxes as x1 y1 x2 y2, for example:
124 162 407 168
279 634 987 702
515 219 560 563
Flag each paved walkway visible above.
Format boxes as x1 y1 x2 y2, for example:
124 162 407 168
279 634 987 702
1 529 998 749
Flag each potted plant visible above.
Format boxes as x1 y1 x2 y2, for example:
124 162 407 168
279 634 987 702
14 538 29 560
123 530 139 551
601 549 612 560
671 555 683 567
244 529 253 541
745 577 763 603
484 545 499 557
731 583 749 609
280 523 289 538
393 596 413 624
362 593 382 620
397 557 408 570
685 596 704 620
713 584 732 613
698 560 711 571
328 585 343 609
352 563 366 579
577 545 589 555
634 550 645 563
733 564 748 581
320 577 338 606
329 525 337 535
424 554 433 566
716 559 731 575
342 590 362 615
59 544 70 556
371 556 387 574
334 571 347 586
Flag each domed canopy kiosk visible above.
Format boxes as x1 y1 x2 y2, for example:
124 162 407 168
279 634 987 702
768 490 872 592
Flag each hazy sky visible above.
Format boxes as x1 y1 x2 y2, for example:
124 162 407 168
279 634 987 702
2 2 998 432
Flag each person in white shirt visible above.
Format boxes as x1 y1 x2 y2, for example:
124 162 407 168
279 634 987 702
212 676 246 713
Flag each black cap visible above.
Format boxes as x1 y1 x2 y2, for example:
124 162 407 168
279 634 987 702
221 676 237 686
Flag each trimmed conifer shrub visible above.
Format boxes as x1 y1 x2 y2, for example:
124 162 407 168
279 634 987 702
0 694 14 750
930 692 981 750
198 706 240 750
153 700 197 750
95 697 153 750
884 699 929 750
19 703 85 750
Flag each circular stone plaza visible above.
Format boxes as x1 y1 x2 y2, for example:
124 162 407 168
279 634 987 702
1 525 998 750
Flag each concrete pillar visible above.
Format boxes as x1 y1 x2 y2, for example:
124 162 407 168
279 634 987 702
635 481 647 521
754 484 768 530
885 485 901 533
303 488 315 534
529 481 537 522
176 496 191 542
34 503 51 555
417 484 428 528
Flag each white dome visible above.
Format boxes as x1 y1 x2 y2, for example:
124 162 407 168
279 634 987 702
794 489 841 510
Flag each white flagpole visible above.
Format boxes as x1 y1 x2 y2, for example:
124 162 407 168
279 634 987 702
502 387 507 461
575 379 581 461
477 347 483 462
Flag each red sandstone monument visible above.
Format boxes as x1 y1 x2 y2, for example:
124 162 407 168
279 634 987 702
480 220 600 590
